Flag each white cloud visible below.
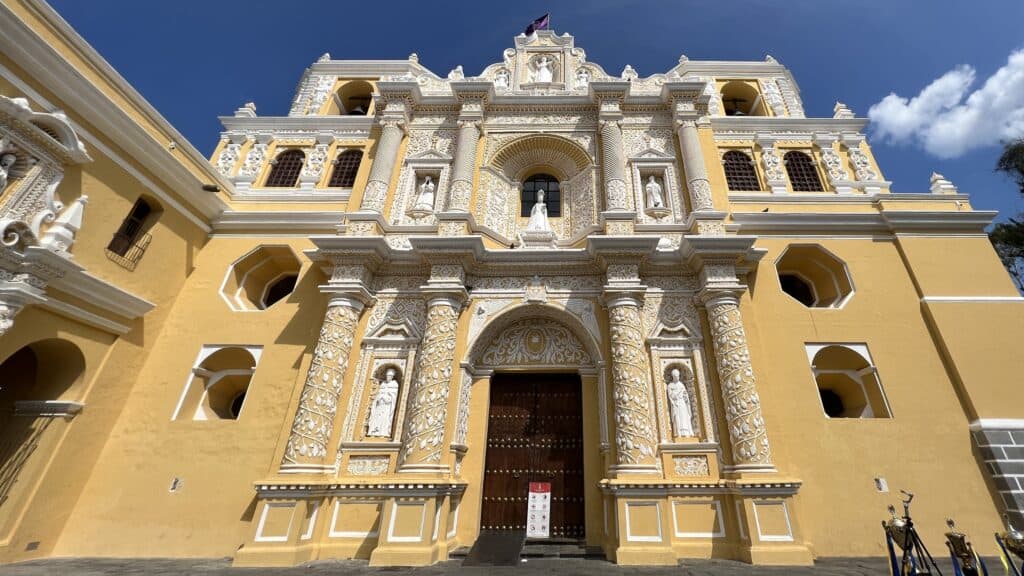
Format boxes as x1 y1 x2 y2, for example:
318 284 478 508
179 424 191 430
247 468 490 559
868 50 1024 158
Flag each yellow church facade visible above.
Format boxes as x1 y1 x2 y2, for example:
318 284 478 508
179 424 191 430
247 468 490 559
1 0 1022 567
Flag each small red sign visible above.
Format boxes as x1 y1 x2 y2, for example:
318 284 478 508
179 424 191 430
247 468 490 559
529 482 551 494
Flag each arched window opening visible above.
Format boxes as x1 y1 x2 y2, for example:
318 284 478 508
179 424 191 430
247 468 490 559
808 344 891 419
719 81 766 117
520 173 561 217
722 150 760 191
0 339 86 525
106 196 160 269
335 81 374 116
328 149 362 187
265 149 305 188
261 274 298 309
775 245 854 308
784 151 824 192
173 346 260 421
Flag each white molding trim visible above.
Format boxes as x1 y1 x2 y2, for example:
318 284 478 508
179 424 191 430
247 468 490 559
752 500 794 543
300 502 320 541
672 499 725 538
386 500 426 543
731 210 996 235
969 419 1024 431
624 501 663 543
39 297 131 335
254 502 295 543
212 211 344 235
328 500 381 538
922 296 1024 303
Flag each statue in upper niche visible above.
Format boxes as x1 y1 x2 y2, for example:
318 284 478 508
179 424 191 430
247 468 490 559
525 189 552 232
367 368 400 438
667 368 695 438
0 152 15 190
534 56 554 83
575 67 590 90
645 175 665 209
494 68 510 89
413 176 436 211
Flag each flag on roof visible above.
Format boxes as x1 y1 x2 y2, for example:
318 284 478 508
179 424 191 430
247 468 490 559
525 14 550 36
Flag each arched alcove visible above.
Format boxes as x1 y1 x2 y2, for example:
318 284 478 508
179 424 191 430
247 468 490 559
173 346 260 421
0 339 85 524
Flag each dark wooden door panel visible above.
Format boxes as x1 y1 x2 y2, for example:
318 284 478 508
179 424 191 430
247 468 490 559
481 373 584 539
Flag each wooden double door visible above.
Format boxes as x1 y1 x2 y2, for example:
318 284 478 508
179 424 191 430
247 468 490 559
480 372 585 539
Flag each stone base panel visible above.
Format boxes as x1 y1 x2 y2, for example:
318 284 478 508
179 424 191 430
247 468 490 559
971 420 1024 528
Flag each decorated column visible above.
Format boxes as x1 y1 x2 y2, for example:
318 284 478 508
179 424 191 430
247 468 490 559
359 118 405 212
281 293 367 473
446 120 480 211
699 282 774 472
599 119 630 211
756 134 788 194
397 264 467 474
675 119 715 211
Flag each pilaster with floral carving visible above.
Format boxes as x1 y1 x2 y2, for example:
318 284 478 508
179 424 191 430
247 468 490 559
602 262 659 474
674 118 714 212
447 120 480 212
359 118 405 212
698 262 774 473
280 293 367 473
756 135 788 194
397 264 467 474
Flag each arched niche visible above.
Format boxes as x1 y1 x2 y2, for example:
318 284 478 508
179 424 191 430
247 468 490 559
477 134 598 243
466 303 600 371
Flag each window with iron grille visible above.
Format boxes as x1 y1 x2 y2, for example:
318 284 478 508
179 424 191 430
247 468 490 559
784 151 824 192
264 149 305 188
722 150 760 191
105 197 156 270
520 174 561 217
328 149 362 187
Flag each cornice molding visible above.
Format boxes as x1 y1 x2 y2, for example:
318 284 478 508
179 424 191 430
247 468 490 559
219 115 373 136
711 116 869 135
730 210 996 235
212 211 345 235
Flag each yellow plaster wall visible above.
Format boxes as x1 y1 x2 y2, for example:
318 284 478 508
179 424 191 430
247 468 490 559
895 235 1019 297
742 237 1005 557
53 237 328 558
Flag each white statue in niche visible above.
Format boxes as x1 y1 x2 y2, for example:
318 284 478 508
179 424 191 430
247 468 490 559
413 176 436 211
525 189 552 232
367 368 400 438
667 368 695 437
0 152 15 190
645 175 665 209
575 67 590 90
534 56 554 83
494 68 510 89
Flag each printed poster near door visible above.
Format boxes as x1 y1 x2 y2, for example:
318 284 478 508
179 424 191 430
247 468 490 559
526 482 551 539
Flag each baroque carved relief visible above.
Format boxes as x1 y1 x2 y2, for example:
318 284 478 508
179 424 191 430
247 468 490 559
479 318 591 367
606 302 658 466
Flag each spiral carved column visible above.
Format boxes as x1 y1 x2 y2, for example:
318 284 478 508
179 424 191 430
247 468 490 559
599 120 630 211
447 120 480 212
604 293 659 473
359 119 404 212
702 293 774 472
675 119 714 212
397 293 463 473
281 295 365 473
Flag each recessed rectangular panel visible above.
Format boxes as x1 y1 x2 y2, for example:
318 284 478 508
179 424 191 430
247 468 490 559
624 501 662 542
255 502 296 543
329 500 381 538
753 500 794 542
388 501 426 542
672 499 724 538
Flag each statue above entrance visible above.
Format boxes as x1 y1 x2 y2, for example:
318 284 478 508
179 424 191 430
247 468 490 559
518 188 556 249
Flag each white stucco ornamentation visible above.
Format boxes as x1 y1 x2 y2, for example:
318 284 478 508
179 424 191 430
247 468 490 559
301 143 329 180
820 146 850 182
347 456 389 476
704 295 772 469
282 299 363 471
760 79 787 116
479 318 591 367
673 455 709 477
215 141 241 176
606 299 658 468
848 147 879 181
398 297 460 470
759 143 786 182
238 142 267 178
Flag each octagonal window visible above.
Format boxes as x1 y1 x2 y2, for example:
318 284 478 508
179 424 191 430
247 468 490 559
775 244 853 308
220 246 302 311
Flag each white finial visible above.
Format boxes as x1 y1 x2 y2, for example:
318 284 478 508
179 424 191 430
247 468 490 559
41 195 88 254
765 54 779 64
621 64 638 81
408 52 419 63
678 54 689 64
317 52 331 63
235 102 257 118
929 172 959 195
833 102 855 119
447 65 464 80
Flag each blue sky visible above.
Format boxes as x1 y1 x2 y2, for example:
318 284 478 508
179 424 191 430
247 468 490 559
49 0 1024 221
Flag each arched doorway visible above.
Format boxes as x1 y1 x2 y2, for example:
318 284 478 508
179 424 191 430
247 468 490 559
463 305 604 546
0 339 85 535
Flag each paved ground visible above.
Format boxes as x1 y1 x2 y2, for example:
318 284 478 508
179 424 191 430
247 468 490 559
0 556 968 575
